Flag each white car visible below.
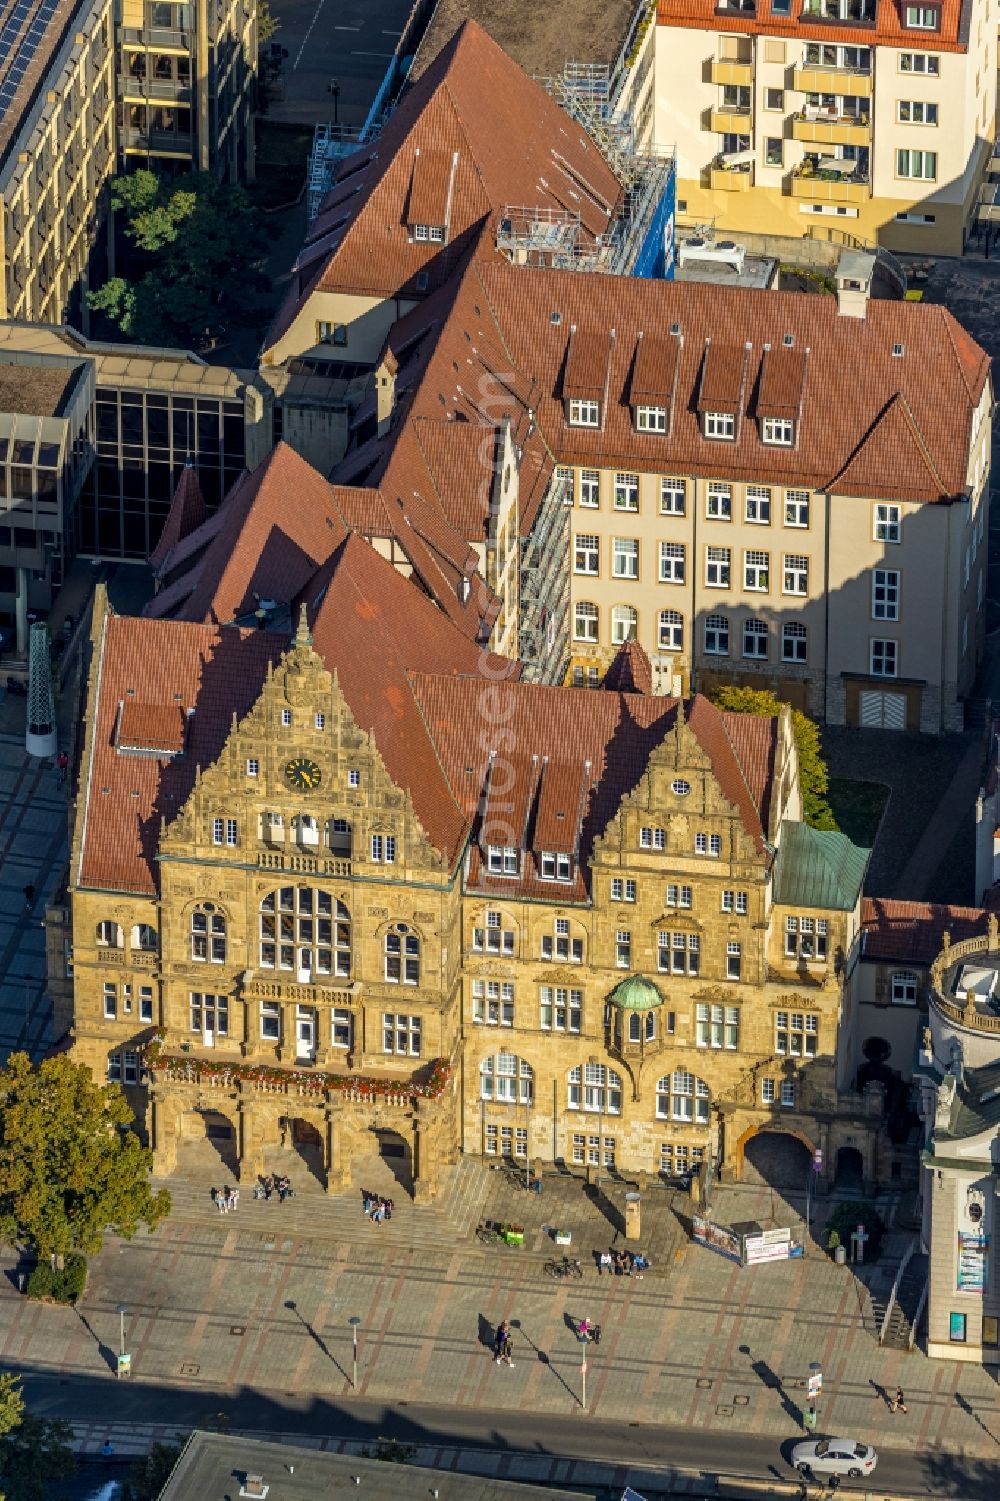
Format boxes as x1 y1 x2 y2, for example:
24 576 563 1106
791 1437 878 1480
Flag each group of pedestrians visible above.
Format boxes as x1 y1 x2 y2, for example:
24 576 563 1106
598 1247 649 1278
362 1190 394 1224
211 1185 239 1213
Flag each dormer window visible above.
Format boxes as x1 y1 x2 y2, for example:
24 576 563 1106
487 845 519 876
540 851 573 881
763 417 795 446
636 405 667 433
568 398 600 427
904 3 939 25
412 223 445 242
704 411 735 440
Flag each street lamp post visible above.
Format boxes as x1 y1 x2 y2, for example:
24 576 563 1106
349 1315 361 1391
328 78 340 127
806 1148 822 1247
807 1360 822 1434
116 1303 130 1379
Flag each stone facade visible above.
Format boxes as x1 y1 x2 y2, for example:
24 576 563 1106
61 598 890 1200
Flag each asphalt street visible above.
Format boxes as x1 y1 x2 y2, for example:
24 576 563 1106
12 1369 1000 1499
267 0 416 127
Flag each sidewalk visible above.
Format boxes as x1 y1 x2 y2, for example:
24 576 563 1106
2 1165 997 1468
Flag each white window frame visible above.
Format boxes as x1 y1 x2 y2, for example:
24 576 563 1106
898 50 939 71
784 490 809 528
762 416 794 446
569 398 600 427
659 541 685 584
704 613 729 655
744 549 770 592
659 609 683 651
874 503 901 543
870 638 898 677
636 405 667 433
706 482 732 520
660 477 686 515
704 411 736 440
896 147 937 179
573 601 599 642
745 485 771 524
891 969 919 1005
782 621 808 662
574 533 600 575
614 472 640 511
612 537 640 579
782 554 808 595
897 99 938 124
611 605 638 645
580 468 600 507
706 546 731 588
743 619 769 659
872 567 900 621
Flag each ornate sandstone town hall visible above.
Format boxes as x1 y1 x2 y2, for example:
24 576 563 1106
51 458 890 1200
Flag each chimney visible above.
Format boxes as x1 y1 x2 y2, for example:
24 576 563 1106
834 248 875 318
374 350 398 437
239 1476 269 1499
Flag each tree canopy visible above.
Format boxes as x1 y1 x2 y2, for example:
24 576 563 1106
710 686 838 831
0 1053 170 1257
88 170 270 350
0 1377 75 1501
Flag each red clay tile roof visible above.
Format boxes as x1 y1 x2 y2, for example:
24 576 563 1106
406 147 456 227
657 0 969 54
860 896 989 964
603 639 654 696
265 19 622 351
757 347 809 422
564 329 614 401
629 332 681 408
697 341 751 416
149 462 208 573
828 393 946 503
116 701 187 755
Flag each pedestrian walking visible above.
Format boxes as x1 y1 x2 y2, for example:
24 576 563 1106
56 751 68 786
22 883 34 911
228 1186 239 1212
493 1319 509 1363
218 1185 230 1214
502 1334 514 1367
890 1386 907 1414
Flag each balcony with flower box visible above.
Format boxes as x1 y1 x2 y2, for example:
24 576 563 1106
792 108 870 148
710 151 754 191
789 159 870 202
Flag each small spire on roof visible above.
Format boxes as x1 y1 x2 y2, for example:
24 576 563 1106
295 602 312 648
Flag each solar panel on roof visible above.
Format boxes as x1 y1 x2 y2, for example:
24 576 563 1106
0 0 61 125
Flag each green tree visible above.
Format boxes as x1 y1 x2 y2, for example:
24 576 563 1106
0 1374 24 1438
710 686 838 831
0 1053 170 1258
0 1413 75 1501
257 0 279 47
90 171 270 349
122 1440 185 1501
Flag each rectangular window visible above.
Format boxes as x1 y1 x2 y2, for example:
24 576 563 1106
784 490 809 528
783 622 808 662
487 845 519 875
696 1001 739 1048
574 602 598 642
636 406 667 433
659 541 685 584
616 930 631 968
765 136 783 167
776 1009 819 1056
139 986 153 1023
666 883 693 908
763 417 794 446
871 638 898 677
574 533 600 574
950 1312 967 1343
314 712 326 730
639 826 666 849
706 482 732 519
348 769 360 787
556 465 574 504
281 709 292 726
704 614 729 655
539 985 581 1032
722 889 748 914
897 99 939 124
611 877 637 902
614 472 640 510
761 1077 775 1104
706 546 731 588
473 979 516 1027
872 567 900 621
899 50 939 71
705 411 735 440
539 851 572 881
726 941 741 980
260 1000 281 1041
569 399 600 427
612 537 639 578
765 86 785 109
745 485 771 525
212 817 224 845
103 982 116 1019
225 819 238 846
783 554 808 595
874 502 901 543
580 469 600 507
896 148 937 179
905 4 939 24
246 758 259 777
332 1007 353 1048
744 549 770 592
660 477 686 515
382 1013 421 1056
780 1079 796 1108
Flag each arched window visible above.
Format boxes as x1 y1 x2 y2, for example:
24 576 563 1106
891 970 918 1006
659 609 683 651
645 1011 656 1041
656 1071 710 1123
131 923 157 951
743 618 769 659
96 921 123 948
567 1063 622 1115
704 613 729 655
574 600 599 642
611 604 638 645
259 887 350 978
480 1052 533 1103
293 813 320 847
385 923 420 984
328 818 352 855
628 1012 642 1043
191 903 226 963
782 621 808 663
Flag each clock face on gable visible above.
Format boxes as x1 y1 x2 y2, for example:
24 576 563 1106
284 757 322 791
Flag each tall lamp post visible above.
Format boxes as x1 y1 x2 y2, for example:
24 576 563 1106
116 1303 130 1379
328 78 340 127
807 1360 822 1434
806 1147 823 1247
349 1315 361 1391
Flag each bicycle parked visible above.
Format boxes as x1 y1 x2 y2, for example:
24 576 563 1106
544 1254 583 1280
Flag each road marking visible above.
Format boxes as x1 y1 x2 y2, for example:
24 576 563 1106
352 50 394 58
335 23 360 28
293 0 327 70
381 28 401 34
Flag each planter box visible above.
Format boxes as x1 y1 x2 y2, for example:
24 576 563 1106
554 1229 572 1245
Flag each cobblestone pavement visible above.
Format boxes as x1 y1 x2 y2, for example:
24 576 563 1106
2 1164 997 1467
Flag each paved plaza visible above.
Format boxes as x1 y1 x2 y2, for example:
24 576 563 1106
3 1160 998 1491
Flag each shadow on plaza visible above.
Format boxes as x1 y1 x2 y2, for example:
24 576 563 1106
738 1343 806 1433
9 1365 1000 1500
283 1300 349 1385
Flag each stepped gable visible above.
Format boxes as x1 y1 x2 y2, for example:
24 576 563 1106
861 896 990 964
407 681 775 898
266 18 622 347
76 616 281 894
149 460 208 574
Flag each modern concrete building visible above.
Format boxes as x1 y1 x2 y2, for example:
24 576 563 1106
0 0 116 326
117 0 257 180
652 0 996 255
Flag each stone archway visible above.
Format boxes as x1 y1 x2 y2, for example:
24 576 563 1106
834 1145 865 1193
173 1104 240 1178
736 1122 815 1189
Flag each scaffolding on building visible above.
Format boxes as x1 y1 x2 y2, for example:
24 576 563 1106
497 60 675 277
307 122 384 223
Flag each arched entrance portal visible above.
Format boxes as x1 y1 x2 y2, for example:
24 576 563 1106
177 1107 238 1176
371 1127 412 1190
741 1129 812 1189
835 1146 865 1193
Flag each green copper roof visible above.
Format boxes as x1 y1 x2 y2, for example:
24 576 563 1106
772 821 870 912
609 974 663 1011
